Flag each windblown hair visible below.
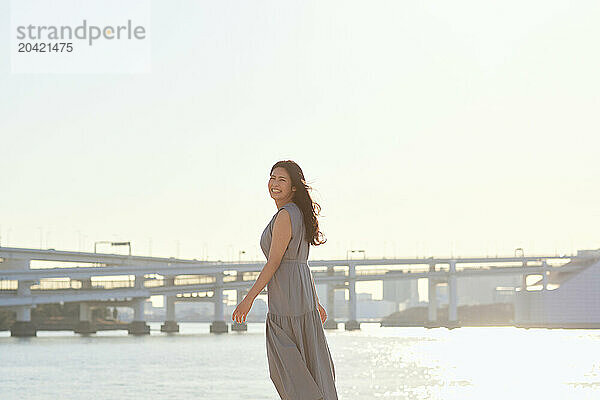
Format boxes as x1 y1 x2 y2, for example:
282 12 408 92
270 160 326 246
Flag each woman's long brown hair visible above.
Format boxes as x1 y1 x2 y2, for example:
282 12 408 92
270 160 326 246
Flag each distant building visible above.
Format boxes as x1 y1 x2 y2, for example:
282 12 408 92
356 292 397 320
316 284 396 320
383 274 522 310
383 279 419 308
175 301 213 321
455 275 521 305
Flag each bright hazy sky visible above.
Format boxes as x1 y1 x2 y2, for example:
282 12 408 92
1 0 599 266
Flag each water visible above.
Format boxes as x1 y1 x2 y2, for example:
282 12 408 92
1 323 599 399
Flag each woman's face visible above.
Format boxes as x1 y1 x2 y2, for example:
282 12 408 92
269 167 295 202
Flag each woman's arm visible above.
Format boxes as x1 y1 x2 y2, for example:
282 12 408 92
246 209 292 301
311 271 328 324
310 270 320 305
232 209 293 323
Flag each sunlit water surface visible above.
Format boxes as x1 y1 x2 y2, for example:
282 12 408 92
1 323 599 399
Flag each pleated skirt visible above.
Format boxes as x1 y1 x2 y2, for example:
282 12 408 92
266 307 338 400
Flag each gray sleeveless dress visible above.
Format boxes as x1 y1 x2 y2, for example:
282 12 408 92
260 202 338 400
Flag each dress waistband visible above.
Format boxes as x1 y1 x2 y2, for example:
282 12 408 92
280 259 308 263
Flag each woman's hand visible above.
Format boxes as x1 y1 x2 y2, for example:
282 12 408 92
232 296 254 324
317 303 327 325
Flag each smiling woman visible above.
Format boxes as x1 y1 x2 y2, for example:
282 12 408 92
232 160 338 400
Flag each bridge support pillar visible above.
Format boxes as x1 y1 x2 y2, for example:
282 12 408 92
345 264 360 331
161 295 179 333
231 322 247 331
448 261 459 328
11 306 37 337
521 260 528 291
161 277 179 333
427 263 438 327
160 320 179 333
324 266 337 329
11 279 37 337
128 298 150 335
79 278 92 289
10 320 37 337
409 279 419 307
231 285 248 331
75 303 97 334
541 260 548 290
210 272 228 333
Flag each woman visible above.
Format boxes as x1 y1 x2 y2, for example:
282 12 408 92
232 160 338 400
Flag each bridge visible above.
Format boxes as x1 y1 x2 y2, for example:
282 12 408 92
1 246 598 336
